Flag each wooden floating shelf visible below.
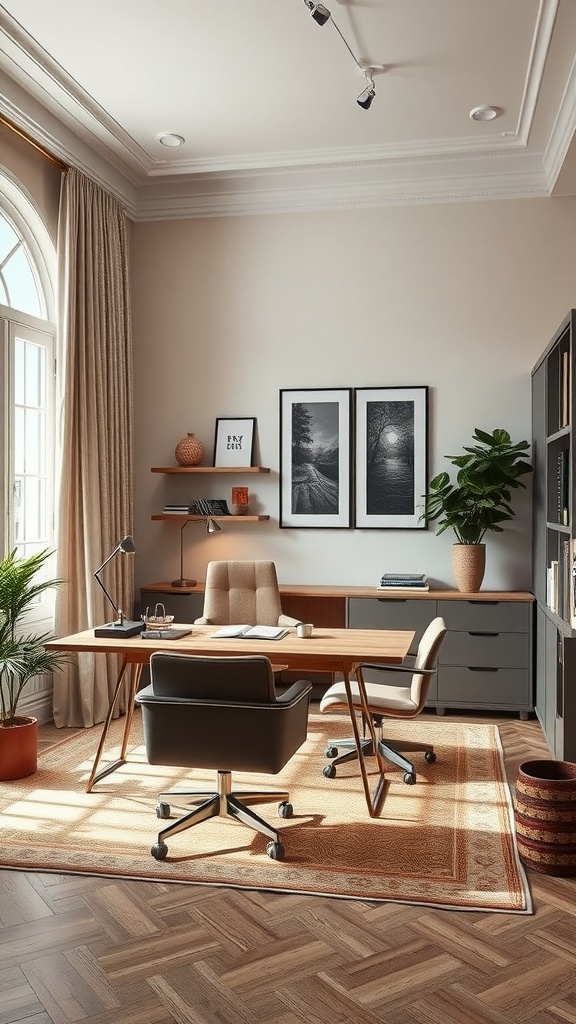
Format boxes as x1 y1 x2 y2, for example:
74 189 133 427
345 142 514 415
151 466 270 474
152 514 269 522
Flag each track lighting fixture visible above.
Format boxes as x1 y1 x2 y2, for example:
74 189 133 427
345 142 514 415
303 0 331 26
302 0 383 109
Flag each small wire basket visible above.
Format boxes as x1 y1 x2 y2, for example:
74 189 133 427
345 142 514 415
142 602 175 631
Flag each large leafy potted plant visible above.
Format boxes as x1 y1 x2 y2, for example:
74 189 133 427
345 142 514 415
421 428 533 592
0 548 68 780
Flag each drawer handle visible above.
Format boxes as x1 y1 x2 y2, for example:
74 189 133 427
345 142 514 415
467 666 498 672
377 598 407 604
466 600 499 606
468 631 498 637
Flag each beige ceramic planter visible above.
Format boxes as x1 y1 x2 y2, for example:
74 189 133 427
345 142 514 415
451 543 486 593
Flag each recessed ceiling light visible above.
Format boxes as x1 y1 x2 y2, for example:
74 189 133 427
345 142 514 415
469 106 502 122
156 133 185 148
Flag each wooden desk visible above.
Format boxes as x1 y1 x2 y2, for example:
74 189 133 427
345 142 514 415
46 624 414 816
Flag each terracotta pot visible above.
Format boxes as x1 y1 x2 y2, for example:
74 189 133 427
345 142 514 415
451 543 485 593
175 432 204 466
514 760 576 876
0 716 38 780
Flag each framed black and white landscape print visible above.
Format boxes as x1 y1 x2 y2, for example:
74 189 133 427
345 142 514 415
280 388 352 528
354 386 428 529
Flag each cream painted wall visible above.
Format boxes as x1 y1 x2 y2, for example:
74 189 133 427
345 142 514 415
0 123 61 241
132 197 576 594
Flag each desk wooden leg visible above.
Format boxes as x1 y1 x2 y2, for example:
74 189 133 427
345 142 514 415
85 658 140 793
342 666 387 817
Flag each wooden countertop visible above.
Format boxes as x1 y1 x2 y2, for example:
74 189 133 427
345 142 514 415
141 581 534 602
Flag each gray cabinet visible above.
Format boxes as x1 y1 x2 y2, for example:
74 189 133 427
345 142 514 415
138 588 205 622
347 595 533 717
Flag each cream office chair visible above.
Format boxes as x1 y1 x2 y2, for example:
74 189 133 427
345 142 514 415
195 559 301 627
320 616 447 785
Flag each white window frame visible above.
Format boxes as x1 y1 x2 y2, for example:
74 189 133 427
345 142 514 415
0 174 57 632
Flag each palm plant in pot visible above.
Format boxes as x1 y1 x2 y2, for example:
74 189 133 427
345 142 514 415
0 547 68 780
421 428 533 592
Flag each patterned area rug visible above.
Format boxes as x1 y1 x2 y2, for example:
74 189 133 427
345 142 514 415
0 712 531 912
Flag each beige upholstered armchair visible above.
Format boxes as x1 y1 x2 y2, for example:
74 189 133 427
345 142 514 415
194 560 301 627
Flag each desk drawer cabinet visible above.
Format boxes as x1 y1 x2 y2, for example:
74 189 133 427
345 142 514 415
435 599 533 718
347 594 534 717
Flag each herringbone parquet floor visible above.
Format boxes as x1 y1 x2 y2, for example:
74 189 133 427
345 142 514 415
1 712 575 1024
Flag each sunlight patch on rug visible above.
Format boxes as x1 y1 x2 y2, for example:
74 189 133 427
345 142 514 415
0 713 531 913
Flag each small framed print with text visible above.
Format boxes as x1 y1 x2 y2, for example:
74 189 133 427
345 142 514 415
354 386 428 529
213 417 255 467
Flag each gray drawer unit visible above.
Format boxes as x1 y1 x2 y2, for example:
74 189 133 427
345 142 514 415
346 594 534 717
436 598 533 718
347 597 433 643
138 589 205 622
438 667 531 707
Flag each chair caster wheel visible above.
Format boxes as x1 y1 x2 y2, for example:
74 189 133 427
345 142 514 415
267 841 285 860
151 841 168 860
278 801 293 819
323 764 337 779
403 772 416 785
424 751 436 764
156 802 171 819
325 746 338 758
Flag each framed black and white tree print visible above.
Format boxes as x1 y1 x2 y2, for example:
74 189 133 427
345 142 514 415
354 386 428 529
280 388 352 528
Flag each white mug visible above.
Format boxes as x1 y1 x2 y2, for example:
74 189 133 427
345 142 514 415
297 622 313 638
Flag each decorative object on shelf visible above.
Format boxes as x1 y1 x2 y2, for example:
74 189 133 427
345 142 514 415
515 760 576 876
355 386 428 529
231 486 249 515
93 536 142 637
280 388 352 528
420 427 533 592
0 548 69 780
213 417 255 467
172 518 222 588
175 432 204 466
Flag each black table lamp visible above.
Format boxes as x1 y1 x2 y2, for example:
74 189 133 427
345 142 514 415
93 535 142 637
172 518 222 588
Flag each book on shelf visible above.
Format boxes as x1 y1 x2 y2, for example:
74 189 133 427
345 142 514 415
377 583 430 591
557 449 570 525
561 348 570 428
210 624 290 640
190 499 231 516
547 560 559 614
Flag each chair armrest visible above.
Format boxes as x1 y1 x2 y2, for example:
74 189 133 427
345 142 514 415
358 663 436 676
194 616 210 624
275 680 312 704
279 614 302 627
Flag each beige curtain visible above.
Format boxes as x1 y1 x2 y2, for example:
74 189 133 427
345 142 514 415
53 168 134 727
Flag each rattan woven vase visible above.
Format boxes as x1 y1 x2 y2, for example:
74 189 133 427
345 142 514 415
451 543 485 593
175 432 204 466
515 760 576 876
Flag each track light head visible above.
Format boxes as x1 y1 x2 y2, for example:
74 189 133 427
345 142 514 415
304 0 331 26
357 85 375 109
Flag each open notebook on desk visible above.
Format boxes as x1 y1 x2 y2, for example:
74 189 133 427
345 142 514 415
210 625 291 640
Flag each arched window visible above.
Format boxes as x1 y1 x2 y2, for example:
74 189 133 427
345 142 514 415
0 175 57 622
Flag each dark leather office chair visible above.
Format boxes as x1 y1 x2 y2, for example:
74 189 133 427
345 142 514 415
320 616 447 785
194 559 300 627
135 652 312 861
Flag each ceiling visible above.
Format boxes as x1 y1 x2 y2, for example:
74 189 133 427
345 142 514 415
1 0 576 219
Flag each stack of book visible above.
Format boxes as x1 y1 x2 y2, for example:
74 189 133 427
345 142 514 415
163 503 195 514
377 573 429 591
